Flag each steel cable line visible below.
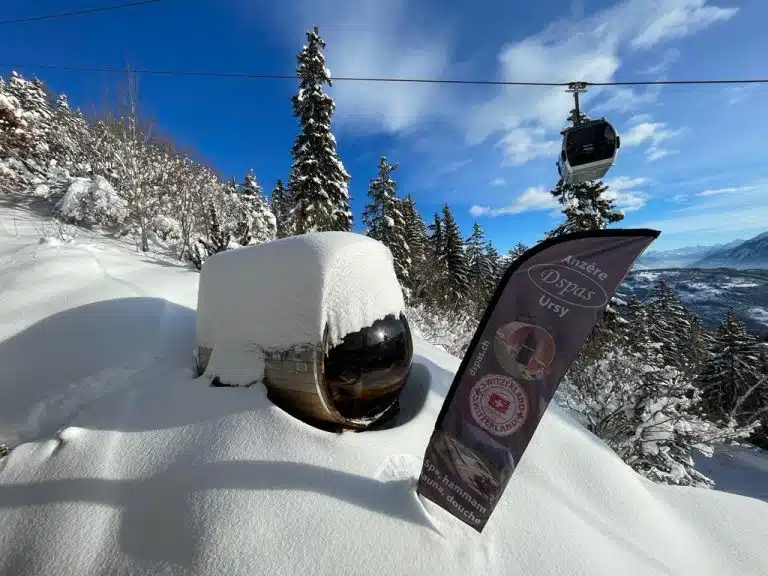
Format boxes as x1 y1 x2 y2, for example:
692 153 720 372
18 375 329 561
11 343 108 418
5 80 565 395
0 0 163 26
1 62 767 87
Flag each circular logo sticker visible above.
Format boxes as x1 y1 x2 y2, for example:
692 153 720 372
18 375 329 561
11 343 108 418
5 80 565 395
469 374 529 437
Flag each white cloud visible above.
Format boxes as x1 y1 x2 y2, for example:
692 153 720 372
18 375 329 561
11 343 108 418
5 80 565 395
725 85 755 106
629 1 737 49
646 147 677 162
600 85 663 114
470 186 557 217
697 185 758 197
641 181 767 234
627 113 653 125
496 127 561 165
668 193 688 203
436 159 472 176
604 176 650 212
643 48 681 74
490 177 506 186
473 176 652 217
621 121 682 162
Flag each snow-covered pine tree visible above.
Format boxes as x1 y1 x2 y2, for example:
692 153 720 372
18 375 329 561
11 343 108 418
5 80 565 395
203 198 230 255
286 27 352 234
441 203 470 304
50 94 91 178
465 222 495 314
697 310 767 436
271 179 291 238
465 223 486 288
428 212 444 261
646 278 691 371
507 242 529 263
686 310 714 376
362 156 410 285
485 240 502 295
424 212 449 308
623 297 651 353
0 72 56 184
490 241 528 286
236 169 276 245
189 197 230 271
401 193 429 299
547 180 624 238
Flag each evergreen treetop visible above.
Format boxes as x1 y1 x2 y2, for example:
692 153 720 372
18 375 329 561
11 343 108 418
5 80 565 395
286 27 352 234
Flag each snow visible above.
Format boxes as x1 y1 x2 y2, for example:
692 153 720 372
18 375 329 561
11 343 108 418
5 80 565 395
749 307 768 326
196 232 405 386
1 205 768 576
32 183 50 199
676 282 725 302
634 271 660 283
55 175 127 225
723 280 761 289
694 444 768 503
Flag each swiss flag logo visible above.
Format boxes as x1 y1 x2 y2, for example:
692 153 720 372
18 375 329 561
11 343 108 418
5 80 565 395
488 393 510 414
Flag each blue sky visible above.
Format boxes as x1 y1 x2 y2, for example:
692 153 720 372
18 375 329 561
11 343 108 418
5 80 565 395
1 0 766 253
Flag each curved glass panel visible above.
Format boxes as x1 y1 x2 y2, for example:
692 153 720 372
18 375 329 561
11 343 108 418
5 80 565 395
565 121 617 167
324 313 413 420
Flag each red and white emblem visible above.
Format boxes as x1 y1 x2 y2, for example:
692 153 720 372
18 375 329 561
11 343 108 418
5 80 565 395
469 374 529 437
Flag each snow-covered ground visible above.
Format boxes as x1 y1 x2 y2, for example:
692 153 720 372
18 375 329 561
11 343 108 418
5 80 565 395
1 202 768 576
749 307 768 326
694 444 768 503
632 271 661 283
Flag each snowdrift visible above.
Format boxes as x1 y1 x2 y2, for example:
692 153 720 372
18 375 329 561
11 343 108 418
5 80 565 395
1 207 767 576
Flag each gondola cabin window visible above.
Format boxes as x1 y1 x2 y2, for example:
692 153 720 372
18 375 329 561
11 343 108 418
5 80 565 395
565 121 617 167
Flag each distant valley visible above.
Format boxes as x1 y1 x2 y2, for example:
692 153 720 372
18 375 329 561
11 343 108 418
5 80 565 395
618 268 768 337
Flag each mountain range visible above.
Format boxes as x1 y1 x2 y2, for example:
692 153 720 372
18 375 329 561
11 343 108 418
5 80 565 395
636 232 768 270
694 232 768 269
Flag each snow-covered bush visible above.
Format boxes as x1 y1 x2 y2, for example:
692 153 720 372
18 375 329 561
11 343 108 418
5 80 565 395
560 346 756 488
55 175 128 228
406 303 476 358
32 183 50 198
151 214 181 242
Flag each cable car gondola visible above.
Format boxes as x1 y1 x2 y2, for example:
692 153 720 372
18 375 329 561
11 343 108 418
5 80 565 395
557 118 620 185
555 82 620 185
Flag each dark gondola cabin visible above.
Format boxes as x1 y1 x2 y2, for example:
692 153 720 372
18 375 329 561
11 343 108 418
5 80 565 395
557 119 620 185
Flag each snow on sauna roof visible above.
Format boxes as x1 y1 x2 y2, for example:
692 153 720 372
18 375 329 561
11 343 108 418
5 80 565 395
196 232 406 383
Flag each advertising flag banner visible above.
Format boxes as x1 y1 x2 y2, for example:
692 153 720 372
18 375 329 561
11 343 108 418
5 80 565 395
417 229 660 531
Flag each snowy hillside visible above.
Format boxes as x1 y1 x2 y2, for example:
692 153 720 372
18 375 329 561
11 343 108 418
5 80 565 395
2 204 768 576
620 268 768 336
695 231 768 270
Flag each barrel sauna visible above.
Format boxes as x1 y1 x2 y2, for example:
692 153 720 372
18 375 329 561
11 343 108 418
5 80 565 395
196 312 413 430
